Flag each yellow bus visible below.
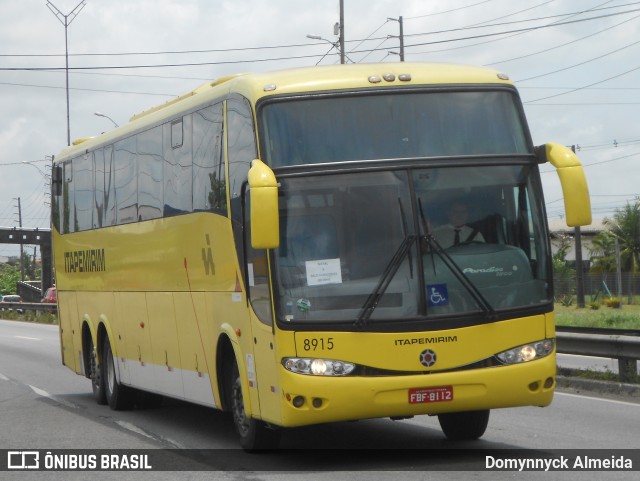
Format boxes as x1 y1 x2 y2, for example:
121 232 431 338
52 63 591 450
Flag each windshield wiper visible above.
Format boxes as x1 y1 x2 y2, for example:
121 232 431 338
417 198 496 319
356 234 416 329
356 198 414 328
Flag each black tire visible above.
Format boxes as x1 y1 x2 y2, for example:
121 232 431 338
229 362 280 451
102 336 133 410
438 410 490 441
89 336 107 405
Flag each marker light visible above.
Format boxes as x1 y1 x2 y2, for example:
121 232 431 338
283 357 356 376
496 339 554 365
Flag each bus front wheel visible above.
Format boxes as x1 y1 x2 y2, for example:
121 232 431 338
437 410 490 440
102 337 133 410
229 362 280 450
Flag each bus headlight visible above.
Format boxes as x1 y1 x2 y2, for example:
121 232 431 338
282 357 356 376
496 339 554 365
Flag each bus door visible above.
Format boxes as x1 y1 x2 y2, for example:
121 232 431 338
243 188 281 423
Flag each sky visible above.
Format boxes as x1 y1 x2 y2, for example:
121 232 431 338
0 0 639 259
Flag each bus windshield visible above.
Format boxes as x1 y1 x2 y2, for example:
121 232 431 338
273 165 551 325
261 90 529 166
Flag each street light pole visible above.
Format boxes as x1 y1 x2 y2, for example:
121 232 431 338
47 1 86 146
94 112 119 128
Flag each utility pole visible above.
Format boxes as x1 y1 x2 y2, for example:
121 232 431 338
338 0 345 64
388 16 405 61
615 237 623 305
47 1 86 146
571 145 585 308
15 197 24 282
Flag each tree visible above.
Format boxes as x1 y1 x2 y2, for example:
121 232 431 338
603 198 640 272
552 233 574 303
603 197 640 302
588 230 616 274
0 264 20 295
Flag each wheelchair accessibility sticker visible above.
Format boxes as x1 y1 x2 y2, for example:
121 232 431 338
427 284 449 307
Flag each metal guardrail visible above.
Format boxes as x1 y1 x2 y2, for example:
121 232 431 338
0 302 57 313
556 328 640 383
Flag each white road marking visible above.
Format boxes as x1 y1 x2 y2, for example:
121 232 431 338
115 420 156 440
28 384 78 409
114 420 186 448
15 336 40 341
556 391 640 408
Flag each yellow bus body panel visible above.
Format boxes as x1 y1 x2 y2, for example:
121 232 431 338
54 212 249 408
267 315 554 426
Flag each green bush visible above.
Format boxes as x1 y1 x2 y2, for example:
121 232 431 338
604 297 621 308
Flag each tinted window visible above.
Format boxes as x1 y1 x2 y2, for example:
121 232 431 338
261 90 529 166
193 103 225 213
114 137 137 224
163 115 192 216
138 126 163 221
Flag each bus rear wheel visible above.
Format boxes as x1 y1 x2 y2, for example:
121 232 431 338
438 410 490 440
229 362 280 451
102 336 133 410
89 336 107 405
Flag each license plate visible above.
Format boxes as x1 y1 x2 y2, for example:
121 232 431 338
408 386 454 404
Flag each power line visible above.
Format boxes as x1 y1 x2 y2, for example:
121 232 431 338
464 1 554 28
2 3 639 70
516 38 640 83
406 0 625 56
0 80 174 97
486 9 640 67
404 0 496 20
402 6 640 52
524 64 640 103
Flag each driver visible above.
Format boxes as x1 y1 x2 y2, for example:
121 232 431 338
433 202 484 248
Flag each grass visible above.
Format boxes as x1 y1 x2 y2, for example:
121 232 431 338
558 366 640 384
554 303 640 330
0 309 58 324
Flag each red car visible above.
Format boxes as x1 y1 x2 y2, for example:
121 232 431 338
41 287 57 303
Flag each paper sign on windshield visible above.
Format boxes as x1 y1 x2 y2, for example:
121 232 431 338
306 258 342 286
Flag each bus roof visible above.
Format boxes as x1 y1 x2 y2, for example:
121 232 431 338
55 62 514 162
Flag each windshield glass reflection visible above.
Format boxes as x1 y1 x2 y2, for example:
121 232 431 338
272 165 550 325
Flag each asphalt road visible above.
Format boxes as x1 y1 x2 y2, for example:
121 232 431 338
1 319 638 480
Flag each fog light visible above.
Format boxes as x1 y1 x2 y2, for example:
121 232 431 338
292 396 305 408
544 377 554 389
312 398 323 408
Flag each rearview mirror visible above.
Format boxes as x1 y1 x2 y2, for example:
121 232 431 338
536 142 591 227
247 159 279 249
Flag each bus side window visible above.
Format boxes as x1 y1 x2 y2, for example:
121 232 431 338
163 115 193 216
227 97 257 221
60 160 74 234
193 103 226 214
138 125 164 221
